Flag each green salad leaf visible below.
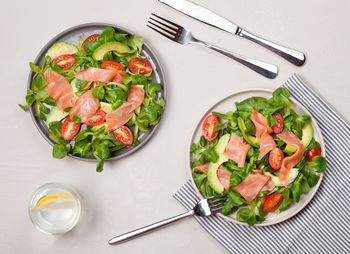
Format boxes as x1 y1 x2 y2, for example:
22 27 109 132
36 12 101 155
193 173 207 187
128 34 144 51
222 190 245 215
308 156 327 173
53 144 70 159
270 87 293 109
236 201 264 225
201 146 219 163
235 97 268 119
277 188 291 212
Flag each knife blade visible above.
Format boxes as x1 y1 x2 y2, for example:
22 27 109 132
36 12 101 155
158 0 306 66
159 0 239 35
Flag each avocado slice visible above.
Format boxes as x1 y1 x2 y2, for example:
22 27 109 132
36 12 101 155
46 107 68 126
92 42 130 61
100 102 113 113
46 42 78 60
207 134 231 194
91 123 108 132
237 117 260 148
284 121 313 154
70 78 81 95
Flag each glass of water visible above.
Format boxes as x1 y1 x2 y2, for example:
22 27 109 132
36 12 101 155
28 183 82 235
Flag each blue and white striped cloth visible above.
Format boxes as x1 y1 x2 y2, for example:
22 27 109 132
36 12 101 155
174 74 350 254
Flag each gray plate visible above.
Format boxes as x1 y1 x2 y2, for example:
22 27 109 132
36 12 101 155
28 23 167 162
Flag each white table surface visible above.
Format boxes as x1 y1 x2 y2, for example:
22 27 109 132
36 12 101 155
1 0 349 253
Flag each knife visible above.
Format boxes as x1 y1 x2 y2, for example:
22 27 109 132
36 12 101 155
158 0 305 66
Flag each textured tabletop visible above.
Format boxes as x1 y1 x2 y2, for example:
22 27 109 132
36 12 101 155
1 0 349 253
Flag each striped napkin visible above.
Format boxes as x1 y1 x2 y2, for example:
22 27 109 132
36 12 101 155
174 74 350 254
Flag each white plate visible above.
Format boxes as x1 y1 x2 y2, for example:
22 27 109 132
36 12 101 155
188 88 325 226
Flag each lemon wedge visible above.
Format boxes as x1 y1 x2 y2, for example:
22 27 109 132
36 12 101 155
34 192 75 210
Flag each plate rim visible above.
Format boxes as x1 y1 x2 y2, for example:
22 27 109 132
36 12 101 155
187 88 326 226
27 22 167 162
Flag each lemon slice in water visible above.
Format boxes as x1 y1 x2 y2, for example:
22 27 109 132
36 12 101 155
34 192 75 210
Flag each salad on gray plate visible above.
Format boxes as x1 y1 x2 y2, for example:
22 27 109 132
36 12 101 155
20 27 165 171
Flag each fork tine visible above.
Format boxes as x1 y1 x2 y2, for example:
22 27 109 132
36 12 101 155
209 200 226 208
208 197 226 204
207 197 226 214
210 207 223 213
149 17 179 33
148 20 177 37
146 24 176 41
151 13 182 30
210 203 225 209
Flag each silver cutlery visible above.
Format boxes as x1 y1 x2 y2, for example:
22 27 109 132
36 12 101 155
147 13 278 79
159 0 305 66
108 196 226 245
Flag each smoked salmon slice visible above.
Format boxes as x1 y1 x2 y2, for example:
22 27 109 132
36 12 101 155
225 134 250 167
105 102 134 131
69 90 100 122
217 166 232 191
250 110 273 139
112 70 126 83
262 178 275 192
258 133 276 160
105 86 145 131
76 67 118 83
234 173 270 202
251 111 276 160
127 85 145 110
277 132 305 186
192 163 209 174
44 68 74 109
56 93 75 110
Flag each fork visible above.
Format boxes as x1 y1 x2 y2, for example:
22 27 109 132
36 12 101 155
108 196 226 245
147 13 278 79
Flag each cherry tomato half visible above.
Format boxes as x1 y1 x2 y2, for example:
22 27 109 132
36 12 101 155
269 148 284 170
306 147 321 161
113 126 133 145
52 54 76 69
84 109 106 126
82 34 100 48
128 57 152 75
272 112 284 134
101 60 124 71
262 193 283 213
202 114 219 142
60 117 81 141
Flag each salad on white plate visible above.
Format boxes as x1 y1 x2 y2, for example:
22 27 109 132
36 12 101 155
190 88 327 225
